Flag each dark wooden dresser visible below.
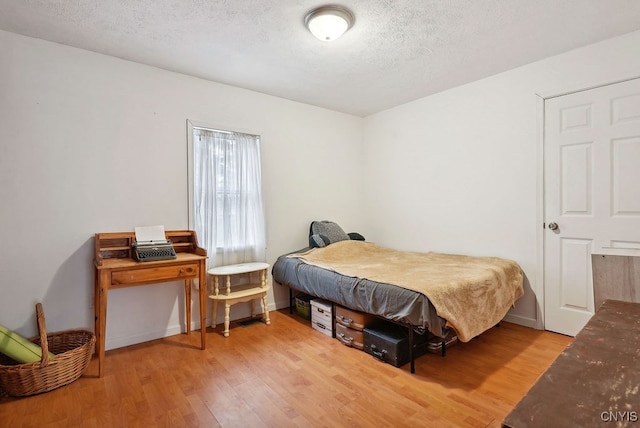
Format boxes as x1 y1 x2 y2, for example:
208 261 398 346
503 299 640 427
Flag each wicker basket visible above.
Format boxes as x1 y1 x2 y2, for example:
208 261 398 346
0 303 95 397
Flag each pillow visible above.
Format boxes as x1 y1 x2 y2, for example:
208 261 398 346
309 221 350 245
309 234 331 248
348 232 365 241
0 324 55 364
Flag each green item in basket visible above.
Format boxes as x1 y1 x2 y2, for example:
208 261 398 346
0 324 55 363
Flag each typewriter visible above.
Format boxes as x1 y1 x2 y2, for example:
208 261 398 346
132 225 177 262
132 240 177 262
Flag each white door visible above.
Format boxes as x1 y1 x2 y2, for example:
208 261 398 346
544 78 640 336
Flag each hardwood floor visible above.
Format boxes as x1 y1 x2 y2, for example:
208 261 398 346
0 310 571 428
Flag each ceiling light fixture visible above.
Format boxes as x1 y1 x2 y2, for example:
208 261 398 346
304 5 354 42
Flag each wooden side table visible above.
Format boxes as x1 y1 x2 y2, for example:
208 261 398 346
208 262 271 337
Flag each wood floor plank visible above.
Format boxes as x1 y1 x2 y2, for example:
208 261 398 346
0 310 571 427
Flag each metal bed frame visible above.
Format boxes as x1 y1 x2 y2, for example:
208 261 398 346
287 286 448 374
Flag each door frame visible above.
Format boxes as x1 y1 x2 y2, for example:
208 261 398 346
534 75 640 331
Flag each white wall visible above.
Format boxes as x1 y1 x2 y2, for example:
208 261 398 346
362 30 640 327
3 26 640 349
0 30 363 349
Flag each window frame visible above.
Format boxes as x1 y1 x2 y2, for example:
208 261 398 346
186 119 266 251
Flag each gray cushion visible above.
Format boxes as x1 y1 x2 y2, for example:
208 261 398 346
309 234 331 248
310 221 350 245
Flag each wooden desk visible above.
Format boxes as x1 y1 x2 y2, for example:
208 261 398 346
208 262 271 337
94 230 207 377
502 299 640 427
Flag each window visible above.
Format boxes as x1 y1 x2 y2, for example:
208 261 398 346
188 121 266 267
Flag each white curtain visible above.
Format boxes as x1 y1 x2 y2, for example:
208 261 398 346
193 127 266 267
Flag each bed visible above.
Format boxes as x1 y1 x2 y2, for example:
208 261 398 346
272 221 524 370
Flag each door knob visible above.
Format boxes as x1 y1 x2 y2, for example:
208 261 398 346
548 222 559 230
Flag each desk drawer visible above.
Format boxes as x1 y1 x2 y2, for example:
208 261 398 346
111 263 199 286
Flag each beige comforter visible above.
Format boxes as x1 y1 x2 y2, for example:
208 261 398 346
291 240 524 342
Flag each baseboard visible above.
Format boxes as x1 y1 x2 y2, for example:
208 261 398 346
274 298 291 310
106 301 281 351
106 324 185 351
206 301 280 329
503 313 538 329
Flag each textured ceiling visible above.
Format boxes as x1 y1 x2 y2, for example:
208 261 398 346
1 1 640 116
